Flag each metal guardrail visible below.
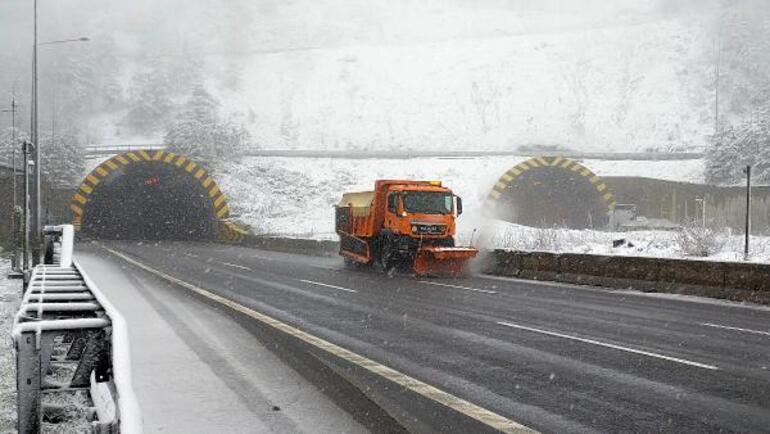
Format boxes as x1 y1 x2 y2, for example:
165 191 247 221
239 149 706 161
0 159 22 176
80 146 705 161
84 144 165 157
12 225 141 433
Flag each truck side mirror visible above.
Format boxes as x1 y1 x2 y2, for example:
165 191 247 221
456 196 463 215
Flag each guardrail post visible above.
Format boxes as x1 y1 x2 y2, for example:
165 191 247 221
65 331 88 360
39 333 55 389
16 332 41 434
71 329 108 387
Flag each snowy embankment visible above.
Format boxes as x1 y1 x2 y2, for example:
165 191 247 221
209 155 770 263
0 256 19 432
482 220 770 264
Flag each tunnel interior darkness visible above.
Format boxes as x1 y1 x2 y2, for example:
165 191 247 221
496 167 610 229
81 161 218 240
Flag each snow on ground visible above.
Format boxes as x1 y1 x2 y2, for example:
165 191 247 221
481 220 770 264
0 255 19 433
579 158 704 183
215 155 704 238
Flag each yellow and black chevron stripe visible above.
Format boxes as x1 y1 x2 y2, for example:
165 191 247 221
483 156 616 215
219 220 247 243
70 149 246 243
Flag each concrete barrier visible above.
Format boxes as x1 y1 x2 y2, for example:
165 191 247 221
240 234 339 256
485 250 770 304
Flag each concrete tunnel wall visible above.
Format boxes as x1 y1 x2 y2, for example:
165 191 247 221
70 150 245 242
604 176 770 234
483 156 616 229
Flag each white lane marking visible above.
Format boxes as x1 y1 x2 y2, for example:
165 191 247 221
497 321 719 371
419 280 497 294
701 322 770 337
299 279 357 293
221 261 252 271
307 263 337 271
103 247 535 433
481 275 770 312
184 252 199 258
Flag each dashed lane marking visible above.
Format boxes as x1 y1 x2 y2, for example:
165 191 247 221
103 246 536 434
299 279 357 293
700 322 770 337
497 321 719 371
419 280 498 294
221 261 252 271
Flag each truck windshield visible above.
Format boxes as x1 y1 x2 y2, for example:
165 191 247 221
402 191 453 215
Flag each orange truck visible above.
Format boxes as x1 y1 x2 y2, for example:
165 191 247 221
335 180 478 275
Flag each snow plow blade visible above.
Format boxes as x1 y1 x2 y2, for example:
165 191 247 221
412 246 478 276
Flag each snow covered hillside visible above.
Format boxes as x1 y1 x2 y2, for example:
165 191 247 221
219 16 715 153
24 1 728 154
215 155 704 238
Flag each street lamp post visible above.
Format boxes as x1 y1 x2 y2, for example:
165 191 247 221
2 87 20 273
2 88 17 209
694 197 706 227
22 141 32 275
30 0 38 265
28 0 89 266
744 165 752 260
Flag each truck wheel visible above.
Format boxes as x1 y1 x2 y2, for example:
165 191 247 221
380 241 397 273
381 251 395 273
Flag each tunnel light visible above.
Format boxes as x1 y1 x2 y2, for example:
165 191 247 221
145 175 160 186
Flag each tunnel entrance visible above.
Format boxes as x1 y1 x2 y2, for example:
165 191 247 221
485 157 615 229
71 150 230 241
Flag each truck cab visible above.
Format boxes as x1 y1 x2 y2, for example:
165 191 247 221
382 182 462 242
336 179 476 275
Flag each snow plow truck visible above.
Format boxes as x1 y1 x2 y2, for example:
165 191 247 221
335 180 478 276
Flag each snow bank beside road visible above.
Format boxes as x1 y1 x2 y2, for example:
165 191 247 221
482 220 770 264
0 257 19 432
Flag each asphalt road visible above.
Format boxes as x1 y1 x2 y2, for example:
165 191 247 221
84 241 770 433
76 248 375 434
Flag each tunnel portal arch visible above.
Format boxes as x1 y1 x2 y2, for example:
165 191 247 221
70 149 244 241
483 156 616 229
